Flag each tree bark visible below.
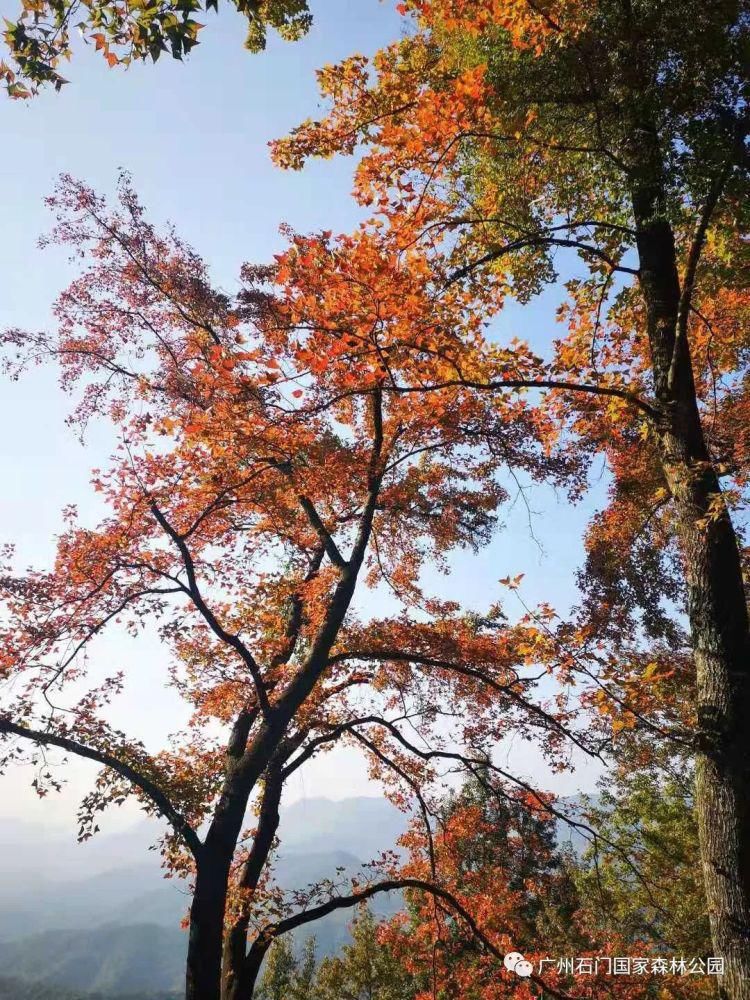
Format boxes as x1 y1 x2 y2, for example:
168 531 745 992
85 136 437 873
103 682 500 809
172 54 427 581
631 168 750 1000
186 709 271 1000
187 858 233 1000
222 765 284 1000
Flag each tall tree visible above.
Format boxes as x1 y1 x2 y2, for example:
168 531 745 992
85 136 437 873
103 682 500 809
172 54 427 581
574 768 711 960
272 3 750 993
0 174 593 1000
292 937 317 1000
242 928 316 1000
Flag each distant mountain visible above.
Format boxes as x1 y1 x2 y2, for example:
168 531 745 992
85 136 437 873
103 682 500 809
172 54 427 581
279 796 408 860
0 793 596 997
0 797 408 996
0 817 165 886
0 977 179 1000
0 925 185 995
0 797 407 938
0 863 187 941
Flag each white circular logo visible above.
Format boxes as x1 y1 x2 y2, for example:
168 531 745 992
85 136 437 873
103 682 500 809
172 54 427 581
504 952 533 977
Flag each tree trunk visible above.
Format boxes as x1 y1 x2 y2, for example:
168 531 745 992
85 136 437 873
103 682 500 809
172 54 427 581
221 766 284 1000
631 176 750 1000
236 937 270 1000
222 921 253 1000
187 858 232 1000
186 710 271 1000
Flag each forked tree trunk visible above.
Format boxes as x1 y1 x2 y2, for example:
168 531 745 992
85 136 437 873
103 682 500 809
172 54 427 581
186 709 267 1000
631 174 750 1000
221 766 284 1000
222 921 253 1000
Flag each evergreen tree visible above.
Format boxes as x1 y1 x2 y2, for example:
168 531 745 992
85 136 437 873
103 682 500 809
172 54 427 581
256 937 298 1000
574 769 711 958
291 938 317 1000
314 907 414 1000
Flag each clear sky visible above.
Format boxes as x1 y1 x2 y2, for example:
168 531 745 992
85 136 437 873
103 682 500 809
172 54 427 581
0 0 605 833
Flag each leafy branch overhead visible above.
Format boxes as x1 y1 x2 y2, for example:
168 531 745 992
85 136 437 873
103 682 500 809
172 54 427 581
1 0 312 97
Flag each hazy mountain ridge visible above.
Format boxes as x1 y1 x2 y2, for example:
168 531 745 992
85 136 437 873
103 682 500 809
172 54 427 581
0 975 180 1000
0 797 407 996
0 925 186 995
0 794 593 996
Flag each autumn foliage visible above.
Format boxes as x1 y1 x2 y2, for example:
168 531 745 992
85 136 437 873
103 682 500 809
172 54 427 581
271 1 750 994
271 0 750 640
2 0 749 997
0 174 609 1000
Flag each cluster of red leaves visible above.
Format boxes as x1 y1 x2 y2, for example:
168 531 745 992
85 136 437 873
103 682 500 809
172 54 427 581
270 0 750 691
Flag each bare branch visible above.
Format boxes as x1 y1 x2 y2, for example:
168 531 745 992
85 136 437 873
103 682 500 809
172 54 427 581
447 236 639 287
150 503 271 718
389 376 659 420
297 496 347 570
326 650 602 759
244 877 575 1000
0 717 202 858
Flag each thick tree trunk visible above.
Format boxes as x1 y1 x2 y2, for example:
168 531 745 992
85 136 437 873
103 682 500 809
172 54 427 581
187 859 232 1000
234 938 270 1000
222 922 253 1000
632 179 750 1000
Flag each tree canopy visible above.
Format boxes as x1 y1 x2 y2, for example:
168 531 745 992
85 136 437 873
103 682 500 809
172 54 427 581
272 3 750 993
2 1 750 997
0 173 599 1000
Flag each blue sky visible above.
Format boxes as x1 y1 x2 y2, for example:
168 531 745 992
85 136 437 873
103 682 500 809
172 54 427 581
0 0 605 831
